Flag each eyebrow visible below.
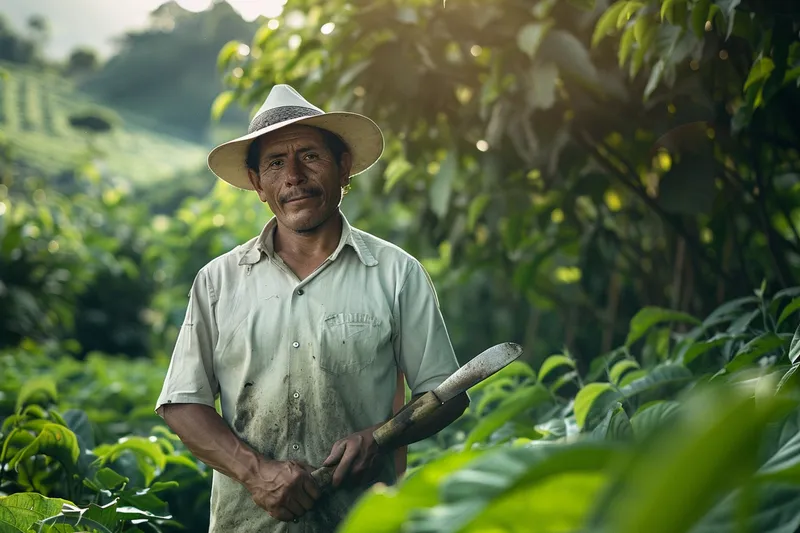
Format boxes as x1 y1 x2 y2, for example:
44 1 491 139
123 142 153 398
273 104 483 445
263 146 321 160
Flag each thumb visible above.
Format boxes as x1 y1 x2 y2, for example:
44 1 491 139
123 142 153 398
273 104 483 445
323 441 346 467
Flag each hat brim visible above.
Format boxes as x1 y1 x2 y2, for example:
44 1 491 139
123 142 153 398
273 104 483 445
207 112 385 190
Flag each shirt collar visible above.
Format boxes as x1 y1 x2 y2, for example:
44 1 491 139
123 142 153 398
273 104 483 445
237 212 378 267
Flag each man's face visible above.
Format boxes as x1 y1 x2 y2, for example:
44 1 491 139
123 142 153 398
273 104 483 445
247 125 352 233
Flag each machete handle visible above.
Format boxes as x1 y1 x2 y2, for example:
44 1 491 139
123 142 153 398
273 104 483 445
309 391 443 492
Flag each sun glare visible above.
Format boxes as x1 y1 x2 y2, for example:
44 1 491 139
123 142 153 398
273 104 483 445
174 0 212 12
231 0 287 21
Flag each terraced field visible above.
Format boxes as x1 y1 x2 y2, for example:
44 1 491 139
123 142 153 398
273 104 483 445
0 62 209 184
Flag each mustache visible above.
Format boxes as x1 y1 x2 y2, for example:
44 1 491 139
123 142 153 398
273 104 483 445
280 188 321 204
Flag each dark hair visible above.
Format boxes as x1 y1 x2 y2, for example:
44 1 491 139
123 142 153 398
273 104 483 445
245 127 349 173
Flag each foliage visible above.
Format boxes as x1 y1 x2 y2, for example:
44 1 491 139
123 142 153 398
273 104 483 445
338 286 800 532
0 342 210 533
217 0 800 368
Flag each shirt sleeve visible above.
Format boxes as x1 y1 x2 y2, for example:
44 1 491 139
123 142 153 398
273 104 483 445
394 260 460 397
155 268 220 411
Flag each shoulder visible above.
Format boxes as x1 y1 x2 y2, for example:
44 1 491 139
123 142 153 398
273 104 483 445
196 235 259 283
351 227 423 270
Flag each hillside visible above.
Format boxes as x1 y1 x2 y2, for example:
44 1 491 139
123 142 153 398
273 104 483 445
0 61 209 184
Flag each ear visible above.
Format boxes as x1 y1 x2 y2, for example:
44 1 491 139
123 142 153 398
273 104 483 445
247 169 268 203
338 151 353 188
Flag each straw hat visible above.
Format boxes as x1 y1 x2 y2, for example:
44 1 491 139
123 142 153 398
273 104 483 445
207 84 384 190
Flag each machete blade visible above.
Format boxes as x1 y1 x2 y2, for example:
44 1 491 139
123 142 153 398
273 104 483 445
432 342 523 403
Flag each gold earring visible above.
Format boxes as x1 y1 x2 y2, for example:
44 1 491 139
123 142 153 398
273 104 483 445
343 184 352 195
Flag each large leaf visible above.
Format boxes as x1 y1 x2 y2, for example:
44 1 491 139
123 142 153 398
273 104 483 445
429 150 457 219
0 493 71 533
726 333 791 372
574 383 613 429
8 423 80 472
625 307 701 347
630 401 681 437
617 364 693 398
591 402 633 441
15 377 58 410
679 334 744 365
790 323 800 364
516 21 553 58
415 443 620 533
777 297 800 326
755 410 800 482
688 483 800 533
338 450 485 533
537 354 576 382
465 384 550 448
596 385 792 533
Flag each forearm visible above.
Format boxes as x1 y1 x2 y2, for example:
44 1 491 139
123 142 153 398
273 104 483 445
157 403 264 486
380 391 469 449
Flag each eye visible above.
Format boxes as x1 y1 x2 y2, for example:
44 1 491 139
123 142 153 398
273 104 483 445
304 152 319 161
268 159 283 168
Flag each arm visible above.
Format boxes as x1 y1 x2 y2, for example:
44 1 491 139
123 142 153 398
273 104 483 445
157 403 319 522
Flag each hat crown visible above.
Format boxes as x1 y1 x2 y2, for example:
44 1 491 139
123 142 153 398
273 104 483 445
253 84 323 119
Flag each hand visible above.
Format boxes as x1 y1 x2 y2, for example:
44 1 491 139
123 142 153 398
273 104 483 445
244 459 320 522
322 424 385 488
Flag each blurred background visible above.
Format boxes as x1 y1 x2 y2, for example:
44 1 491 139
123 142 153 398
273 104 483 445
0 0 799 531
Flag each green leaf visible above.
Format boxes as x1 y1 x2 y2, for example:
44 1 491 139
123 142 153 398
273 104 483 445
527 61 559 110
679 334 743 365
516 21 553 58
660 0 676 21
538 354 576 382
689 483 800 533
791 324 800 364
744 57 775 92
465 384 550 448
592 1 628 47
755 410 800 482
618 364 693 398
716 0 741 39
467 361 536 395
778 297 800 326
467 194 490 231
591 402 633 441
338 449 485 533
574 383 614 429
726 333 791 372
541 29 599 86
630 400 681 436
383 157 413 193
95 467 129 491
0 494 72 533
609 359 639 385
16 377 58 410
601 385 791 533
625 307 701 347
430 150 457 219
210 91 236 121
691 0 711 37
643 59 665 100
618 25 636 67
8 423 80 472
426 444 619 532
217 40 242 71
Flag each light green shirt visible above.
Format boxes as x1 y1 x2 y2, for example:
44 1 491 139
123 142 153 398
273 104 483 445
155 213 460 532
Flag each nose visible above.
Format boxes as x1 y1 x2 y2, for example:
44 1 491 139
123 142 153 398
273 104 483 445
283 155 307 186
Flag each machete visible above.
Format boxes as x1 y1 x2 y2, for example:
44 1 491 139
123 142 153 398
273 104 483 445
310 341 523 490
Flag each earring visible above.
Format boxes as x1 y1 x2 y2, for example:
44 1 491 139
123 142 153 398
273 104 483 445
343 184 352 195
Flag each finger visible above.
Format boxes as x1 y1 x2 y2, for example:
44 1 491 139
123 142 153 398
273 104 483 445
303 473 321 500
284 498 304 518
323 441 346 466
293 484 316 512
333 443 360 488
270 507 295 522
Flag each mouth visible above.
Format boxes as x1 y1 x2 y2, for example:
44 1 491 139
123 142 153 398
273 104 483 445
284 195 315 204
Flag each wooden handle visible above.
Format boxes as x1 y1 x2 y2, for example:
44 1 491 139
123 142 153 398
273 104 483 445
309 391 443 491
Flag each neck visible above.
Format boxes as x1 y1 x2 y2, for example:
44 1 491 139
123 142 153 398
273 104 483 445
273 211 343 261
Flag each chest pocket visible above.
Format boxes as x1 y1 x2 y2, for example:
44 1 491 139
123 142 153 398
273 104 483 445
318 313 387 374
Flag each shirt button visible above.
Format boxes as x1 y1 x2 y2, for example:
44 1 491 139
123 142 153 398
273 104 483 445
293 392 300 399
296 289 304 295
292 444 300 450
292 341 300 348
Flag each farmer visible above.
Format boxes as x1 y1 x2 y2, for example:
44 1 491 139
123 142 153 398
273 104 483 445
154 84 469 532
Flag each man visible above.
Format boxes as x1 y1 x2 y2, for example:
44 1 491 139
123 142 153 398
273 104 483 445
154 84 469 532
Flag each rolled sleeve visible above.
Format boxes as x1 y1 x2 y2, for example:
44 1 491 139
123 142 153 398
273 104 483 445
394 260 460 397
155 269 219 411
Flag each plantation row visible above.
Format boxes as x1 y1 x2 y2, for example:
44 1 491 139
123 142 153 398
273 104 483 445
0 63 209 183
